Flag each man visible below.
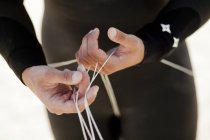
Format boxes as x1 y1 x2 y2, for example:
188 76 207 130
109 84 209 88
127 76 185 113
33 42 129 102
0 0 210 140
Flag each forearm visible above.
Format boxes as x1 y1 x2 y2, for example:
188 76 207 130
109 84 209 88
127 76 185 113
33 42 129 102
0 18 47 82
136 0 210 62
0 0 46 83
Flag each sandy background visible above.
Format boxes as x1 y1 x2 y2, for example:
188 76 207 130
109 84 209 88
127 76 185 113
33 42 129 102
0 0 209 140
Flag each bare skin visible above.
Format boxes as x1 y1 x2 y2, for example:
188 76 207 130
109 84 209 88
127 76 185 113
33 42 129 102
76 27 145 75
21 27 144 115
22 64 99 115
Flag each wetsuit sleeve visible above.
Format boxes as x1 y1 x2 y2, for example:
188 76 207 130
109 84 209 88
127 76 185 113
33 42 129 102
136 0 210 63
0 0 47 83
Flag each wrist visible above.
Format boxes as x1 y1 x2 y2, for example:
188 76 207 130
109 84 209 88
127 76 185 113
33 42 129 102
22 66 33 86
137 38 145 64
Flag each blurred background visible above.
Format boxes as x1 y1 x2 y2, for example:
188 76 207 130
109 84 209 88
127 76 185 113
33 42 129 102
0 0 209 140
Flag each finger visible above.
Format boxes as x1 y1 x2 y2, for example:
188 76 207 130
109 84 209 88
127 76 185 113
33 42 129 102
87 28 108 61
77 64 90 97
76 52 90 69
77 85 99 111
96 49 109 63
87 28 101 63
108 27 139 48
61 85 99 114
61 92 72 101
77 64 86 72
79 28 107 70
77 30 97 68
77 35 91 65
87 28 100 52
49 68 83 85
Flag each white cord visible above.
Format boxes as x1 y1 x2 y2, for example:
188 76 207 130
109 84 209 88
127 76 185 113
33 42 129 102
100 74 121 117
47 58 193 77
161 59 193 76
72 51 116 140
73 90 93 140
48 59 77 67
48 54 193 140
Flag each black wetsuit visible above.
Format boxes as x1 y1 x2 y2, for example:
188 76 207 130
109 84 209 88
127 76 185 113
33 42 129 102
0 0 210 140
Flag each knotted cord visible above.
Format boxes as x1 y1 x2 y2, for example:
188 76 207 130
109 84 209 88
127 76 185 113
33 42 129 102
72 50 116 140
48 50 193 140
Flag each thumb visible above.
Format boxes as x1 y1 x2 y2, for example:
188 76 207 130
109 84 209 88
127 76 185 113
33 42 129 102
107 27 139 48
49 68 83 85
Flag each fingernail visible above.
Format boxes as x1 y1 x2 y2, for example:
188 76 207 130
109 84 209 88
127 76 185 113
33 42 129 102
108 27 117 39
93 86 99 95
87 86 99 100
89 29 94 34
77 64 86 72
95 86 99 94
72 71 82 83
89 28 98 34
64 68 70 72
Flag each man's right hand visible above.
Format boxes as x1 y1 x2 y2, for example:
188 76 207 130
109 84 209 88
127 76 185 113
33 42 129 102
22 65 98 115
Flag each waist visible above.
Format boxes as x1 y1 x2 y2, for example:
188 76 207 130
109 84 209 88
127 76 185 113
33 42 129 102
42 0 169 63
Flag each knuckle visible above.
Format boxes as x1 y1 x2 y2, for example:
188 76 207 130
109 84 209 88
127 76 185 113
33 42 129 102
82 36 87 42
77 58 81 64
104 70 112 75
78 104 85 112
81 58 90 66
88 96 95 105
48 109 54 114
87 49 97 58
82 36 86 41
70 108 77 114
116 33 126 42
78 57 85 64
80 52 88 60
128 34 136 38
47 104 63 115
129 34 140 47
47 107 56 114
80 108 85 113
84 64 91 70
87 32 94 39
63 70 70 82
102 69 109 75
75 52 79 59
64 106 76 114
103 65 114 75
137 38 143 46
52 109 63 115
55 112 63 115
44 69 53 78
83 72 90 83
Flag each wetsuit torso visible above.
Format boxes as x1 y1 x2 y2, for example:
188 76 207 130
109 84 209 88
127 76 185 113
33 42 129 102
42 0 169 63
43 1 196 140
1 0 210 140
